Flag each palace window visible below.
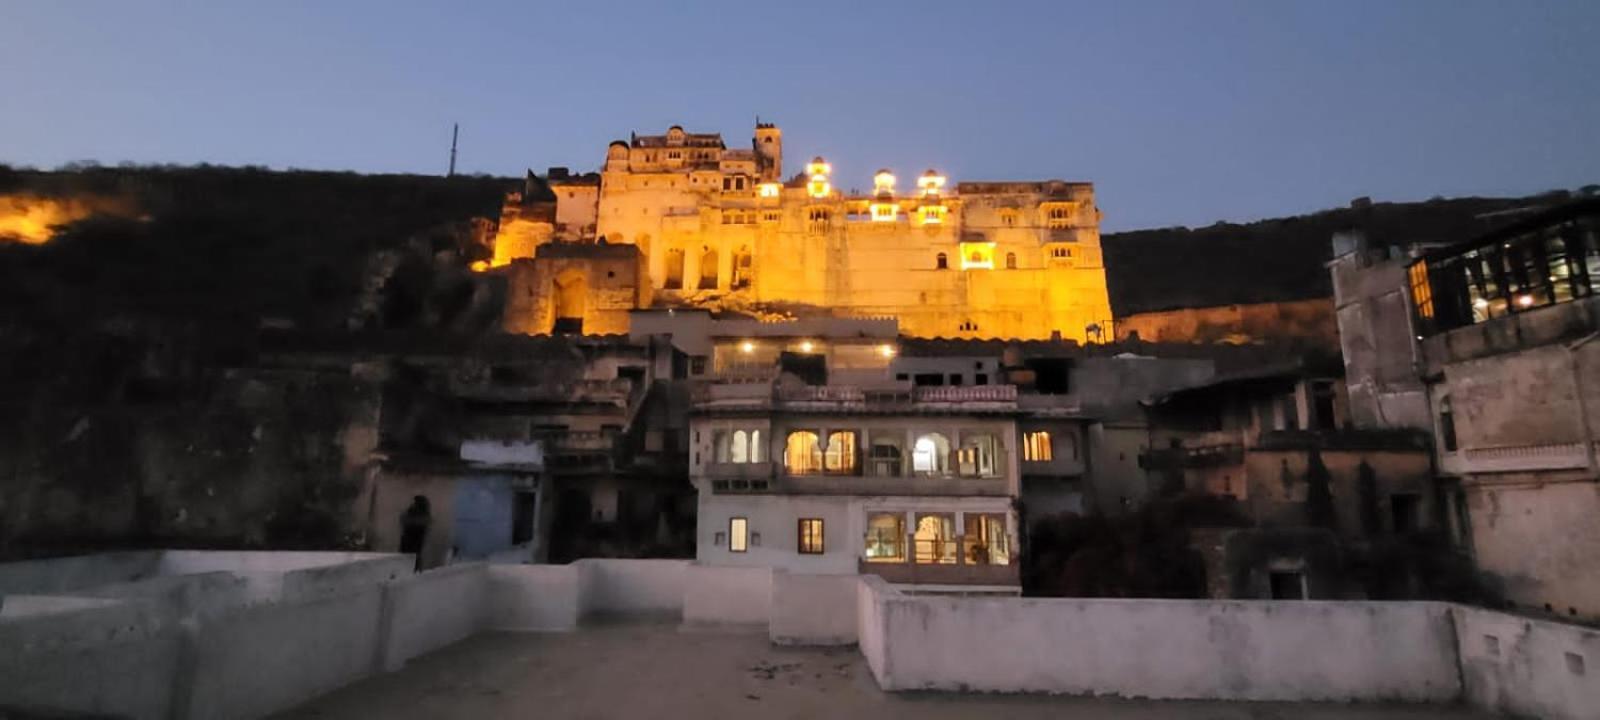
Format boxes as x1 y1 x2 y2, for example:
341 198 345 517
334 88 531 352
871 203 897 222
714 429 763 464
962 514 1010 565
914 513 957 564
1052 246 1073 259
1006 252 1017 269
807 209 832 234
664 249 685 290
936 253 948 270
911 433 951 475
1046 205 1073 228
1000 210 1017 227
1023 431 1053 462
868 441 903 477
864 513 905 562
798 518 824 554
823 431 859 474
699 248 718 289
956 434 1000 477
729 517 748 553
784 431 823 475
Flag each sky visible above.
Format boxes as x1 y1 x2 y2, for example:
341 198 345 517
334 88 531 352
1 1 1596 231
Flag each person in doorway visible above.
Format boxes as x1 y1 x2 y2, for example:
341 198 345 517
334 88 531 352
399 495 431 571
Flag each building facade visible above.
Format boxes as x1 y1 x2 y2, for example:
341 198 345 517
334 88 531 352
488 122 1115 342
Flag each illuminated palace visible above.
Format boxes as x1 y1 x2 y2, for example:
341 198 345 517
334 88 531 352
487 122 1114 342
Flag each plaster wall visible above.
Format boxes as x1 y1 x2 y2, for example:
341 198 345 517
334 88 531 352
682 563 771 627
381 563 489 671
770 571 859 646
0 598 180 720
576 558 688 619
1465 477 1600 618
185 585 385 720
1453 604 1600 720
859 578 1461 702
0 550 161 594
484 563 582 631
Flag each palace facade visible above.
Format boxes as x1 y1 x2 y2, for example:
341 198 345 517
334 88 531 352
487 122 1114 342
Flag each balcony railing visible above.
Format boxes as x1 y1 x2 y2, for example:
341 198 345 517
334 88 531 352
692 382 1019 412
858 543 1020 587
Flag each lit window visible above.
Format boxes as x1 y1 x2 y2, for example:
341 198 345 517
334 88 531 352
798 518 824 554
864 513 905 562
961 514 1010 565
1023 431 1053 462
1408 262 1434 319
914 513 957 564
729 517 748 552
911 433 950 474
871 203 897 222
730 430 749 463
959 241 995 270
824 431 858 474
785 431 823 475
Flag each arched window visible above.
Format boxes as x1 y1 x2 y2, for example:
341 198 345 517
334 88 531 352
1005 252 1017 270
785 431 823 475
730 430 749 463
699 248 719 290
713 431 730 463
664 249 685 290
936 253 948 270
911 433 951 475
750 430 763 463
957 434 1000 477
824 431 858 474
732 247 752 289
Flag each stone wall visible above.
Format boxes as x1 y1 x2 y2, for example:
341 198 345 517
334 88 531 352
1115 298 1337 350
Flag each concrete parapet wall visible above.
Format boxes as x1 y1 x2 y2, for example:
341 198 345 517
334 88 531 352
0 550 162 595
381 563 490 671
771 571 858 645
858 578 1461 703
1454 604 1600 720
185 586 386 720
0 595 182 720
683 564 771 627
484 563 582 631
576 558 688 620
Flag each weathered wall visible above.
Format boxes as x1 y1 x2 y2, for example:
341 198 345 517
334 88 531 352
770 571 858 646
578 558 688 619
1453 604 1600 720
0 550 161 594
682 563 771 627
484 563 582 631
185 584 386 720
380 562 488 671
1115 298 1337 350
1465 477 1600 618
0 598 181 720
859 578 1461 702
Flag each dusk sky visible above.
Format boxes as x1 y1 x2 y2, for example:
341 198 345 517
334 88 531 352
2 1 1596 231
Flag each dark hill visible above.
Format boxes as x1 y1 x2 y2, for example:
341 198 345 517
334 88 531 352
1101 192 1577 316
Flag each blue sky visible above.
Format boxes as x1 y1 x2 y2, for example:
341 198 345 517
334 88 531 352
1 0 1596 231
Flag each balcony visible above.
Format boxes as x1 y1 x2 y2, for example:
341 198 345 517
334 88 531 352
691 382 1019 414
858 558 1020 588
1139 443 1245 470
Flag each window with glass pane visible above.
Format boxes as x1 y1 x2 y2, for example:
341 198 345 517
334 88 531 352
864 513 905 562
1023 431 1052 462
798 518 824 554
713 431 730 463
1407 263 1433 319
729 517 748 553
823 431 858 474
961 514 1010 565
730 430 748 463
750 430 763 463
913 513 957 564
785 431 822 474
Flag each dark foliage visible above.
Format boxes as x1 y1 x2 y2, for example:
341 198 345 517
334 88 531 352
1102 192 1571 315
1024 494 1250 598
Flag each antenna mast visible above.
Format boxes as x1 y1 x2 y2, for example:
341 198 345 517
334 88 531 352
448 123 459 177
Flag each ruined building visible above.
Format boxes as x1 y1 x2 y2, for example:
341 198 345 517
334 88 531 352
484 122 1115 342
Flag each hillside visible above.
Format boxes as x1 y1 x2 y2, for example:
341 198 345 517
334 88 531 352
1101 192 1578 316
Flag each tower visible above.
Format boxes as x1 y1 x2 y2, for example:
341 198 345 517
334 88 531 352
753 122 782 182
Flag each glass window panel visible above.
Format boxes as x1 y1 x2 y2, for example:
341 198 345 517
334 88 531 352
864 513 905 562
729 517 748 553
914 513 957 564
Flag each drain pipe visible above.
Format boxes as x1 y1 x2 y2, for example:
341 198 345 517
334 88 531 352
1568 331 1600 480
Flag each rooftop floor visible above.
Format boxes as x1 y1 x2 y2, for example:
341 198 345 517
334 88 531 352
277 623 1493 720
